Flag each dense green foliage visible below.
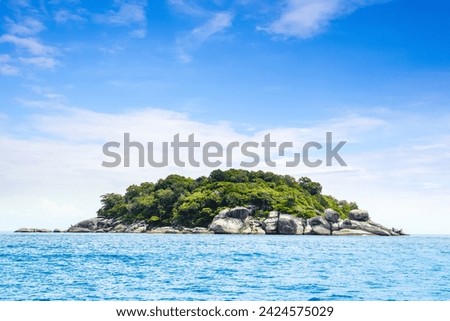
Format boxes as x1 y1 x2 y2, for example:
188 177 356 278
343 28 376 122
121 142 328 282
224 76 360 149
97 169 358 227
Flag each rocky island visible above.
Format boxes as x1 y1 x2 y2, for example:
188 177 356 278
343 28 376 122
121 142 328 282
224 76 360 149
16 169 406 236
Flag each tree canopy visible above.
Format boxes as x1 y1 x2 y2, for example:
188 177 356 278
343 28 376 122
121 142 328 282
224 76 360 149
97 169 358 228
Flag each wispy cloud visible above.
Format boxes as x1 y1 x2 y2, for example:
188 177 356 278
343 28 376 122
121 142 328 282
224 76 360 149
16 87 70 110
7 0 31 8
19 56 58 69
54 9 85 24
100 2 146 25
0 34 55 56
0 54 19 75
128 28 147 38
96 0 148 38
177 11 233 62
5 16 45 35
0 14 59 72
263 0 383 39
1 100 449 233
167 0 206 17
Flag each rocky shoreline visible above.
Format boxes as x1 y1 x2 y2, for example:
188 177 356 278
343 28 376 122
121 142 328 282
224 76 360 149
15 207 406 236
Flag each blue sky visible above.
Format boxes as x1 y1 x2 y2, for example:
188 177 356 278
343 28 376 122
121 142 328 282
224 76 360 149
1 0 450 233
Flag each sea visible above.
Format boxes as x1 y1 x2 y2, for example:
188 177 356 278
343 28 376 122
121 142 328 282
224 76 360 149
0 233 448 301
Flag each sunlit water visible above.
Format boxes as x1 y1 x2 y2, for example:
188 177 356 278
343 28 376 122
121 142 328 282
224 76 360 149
0 233 448 301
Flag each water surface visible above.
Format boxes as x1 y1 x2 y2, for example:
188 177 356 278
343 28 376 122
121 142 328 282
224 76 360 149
0 233 448 300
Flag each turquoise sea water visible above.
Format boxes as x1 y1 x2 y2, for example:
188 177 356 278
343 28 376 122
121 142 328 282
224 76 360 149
0 233 448 301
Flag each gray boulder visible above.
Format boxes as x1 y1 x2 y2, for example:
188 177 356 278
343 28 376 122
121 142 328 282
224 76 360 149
268 211 279 218
67 226 92 233
240 217 265 234
331 223 340 231
15 228 52 233
97 218 114 229
262 213 305 234
263 217 279 234
391 227 407 236
278 214 301 235
356 221 391 236
329 217 397 236
303 224 314 235
148 227 181 234
15 228 37 233
339 219 355 229
262 211 304 235
191 227 213 234
324 208 340 223
209 217 244 234
348 209 370 221
262 211 280 234
215 207 251 220
209 207 264 234
132 226 147 233
68 217 104 232
297 218 308 235
333 229 374 236
111 223 127 233
125 222 147 233
308 216 331 235
76 218 100 229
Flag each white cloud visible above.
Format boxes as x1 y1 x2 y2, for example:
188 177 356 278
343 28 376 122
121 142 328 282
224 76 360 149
95 1 148 38
19 56 58 69
191 12 233 42
8 0 30 8
0 34 55 56
0 63 19 75
5 16 45 35
0 15 61 73
1 100 449 234
263 0 383 39
104 3 146 25
0 54 12 63
0 54 19 75
54 9 85 23
16 97 69 111
167 0 206 17
177 12 233 62
0 106 234 231
0 16 59 72
129 28 147 38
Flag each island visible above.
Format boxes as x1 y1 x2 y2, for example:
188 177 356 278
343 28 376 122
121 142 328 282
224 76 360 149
16 169 406 236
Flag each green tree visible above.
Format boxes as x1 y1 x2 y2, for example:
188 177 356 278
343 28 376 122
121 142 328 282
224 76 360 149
97 193 127 218
96 170 357 227
298 177 323 195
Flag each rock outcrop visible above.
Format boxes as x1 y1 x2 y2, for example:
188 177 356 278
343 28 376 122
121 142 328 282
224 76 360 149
209 207 405 236
348 209 370 221
15 207 406 236
324 208 340 223
307 216 332 235
64 217 213 234
261 211 304 235
15 228 52 233
209 207 265 234
66 227 92 233
147 226 212 234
